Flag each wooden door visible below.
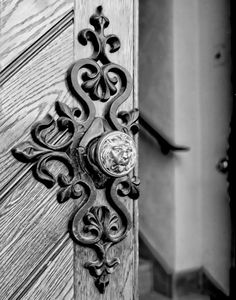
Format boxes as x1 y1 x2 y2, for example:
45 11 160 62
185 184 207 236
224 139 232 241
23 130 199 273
0 1 139 299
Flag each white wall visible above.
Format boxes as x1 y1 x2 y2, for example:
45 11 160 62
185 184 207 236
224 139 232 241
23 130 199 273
140 0 232 293
173 0 231 292
198 0 232 292
139 0 176 269
173 0 202 271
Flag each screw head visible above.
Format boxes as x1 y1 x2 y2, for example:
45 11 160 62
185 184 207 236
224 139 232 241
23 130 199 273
217 158 229 174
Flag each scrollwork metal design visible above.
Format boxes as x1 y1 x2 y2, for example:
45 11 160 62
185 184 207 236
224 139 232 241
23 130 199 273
12 6 139 293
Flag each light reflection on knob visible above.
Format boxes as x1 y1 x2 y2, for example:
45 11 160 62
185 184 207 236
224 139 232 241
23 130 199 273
95 131 137 177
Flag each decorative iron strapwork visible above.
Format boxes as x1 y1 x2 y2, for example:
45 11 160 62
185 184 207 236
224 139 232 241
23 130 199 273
12 6 139 293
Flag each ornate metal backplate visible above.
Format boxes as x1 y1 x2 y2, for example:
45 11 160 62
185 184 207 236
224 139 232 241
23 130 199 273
12 6 139 293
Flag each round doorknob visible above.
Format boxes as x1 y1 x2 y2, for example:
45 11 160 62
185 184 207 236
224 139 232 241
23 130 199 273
91 131 137 177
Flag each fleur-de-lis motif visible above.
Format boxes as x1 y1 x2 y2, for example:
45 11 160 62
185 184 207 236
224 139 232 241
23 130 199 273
81 66 118 101
12 6 139 293
78 6 122 101
82 206 121 293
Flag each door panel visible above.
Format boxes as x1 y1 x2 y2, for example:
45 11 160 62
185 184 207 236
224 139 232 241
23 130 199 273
0 27 75 300
22 239 74 300
0 0 73 70
0 26 74 189
0 168 74 299
0 1 138 299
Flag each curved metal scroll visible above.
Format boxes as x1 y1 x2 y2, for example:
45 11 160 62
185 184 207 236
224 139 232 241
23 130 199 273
12 6 139 294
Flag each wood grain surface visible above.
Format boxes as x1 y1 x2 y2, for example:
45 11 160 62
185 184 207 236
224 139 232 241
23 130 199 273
0 0 73 70
0 17 76 300
73 1 138 299
0 162 74 299
0 1 139 299
0 26 75 192
22 238 74 300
